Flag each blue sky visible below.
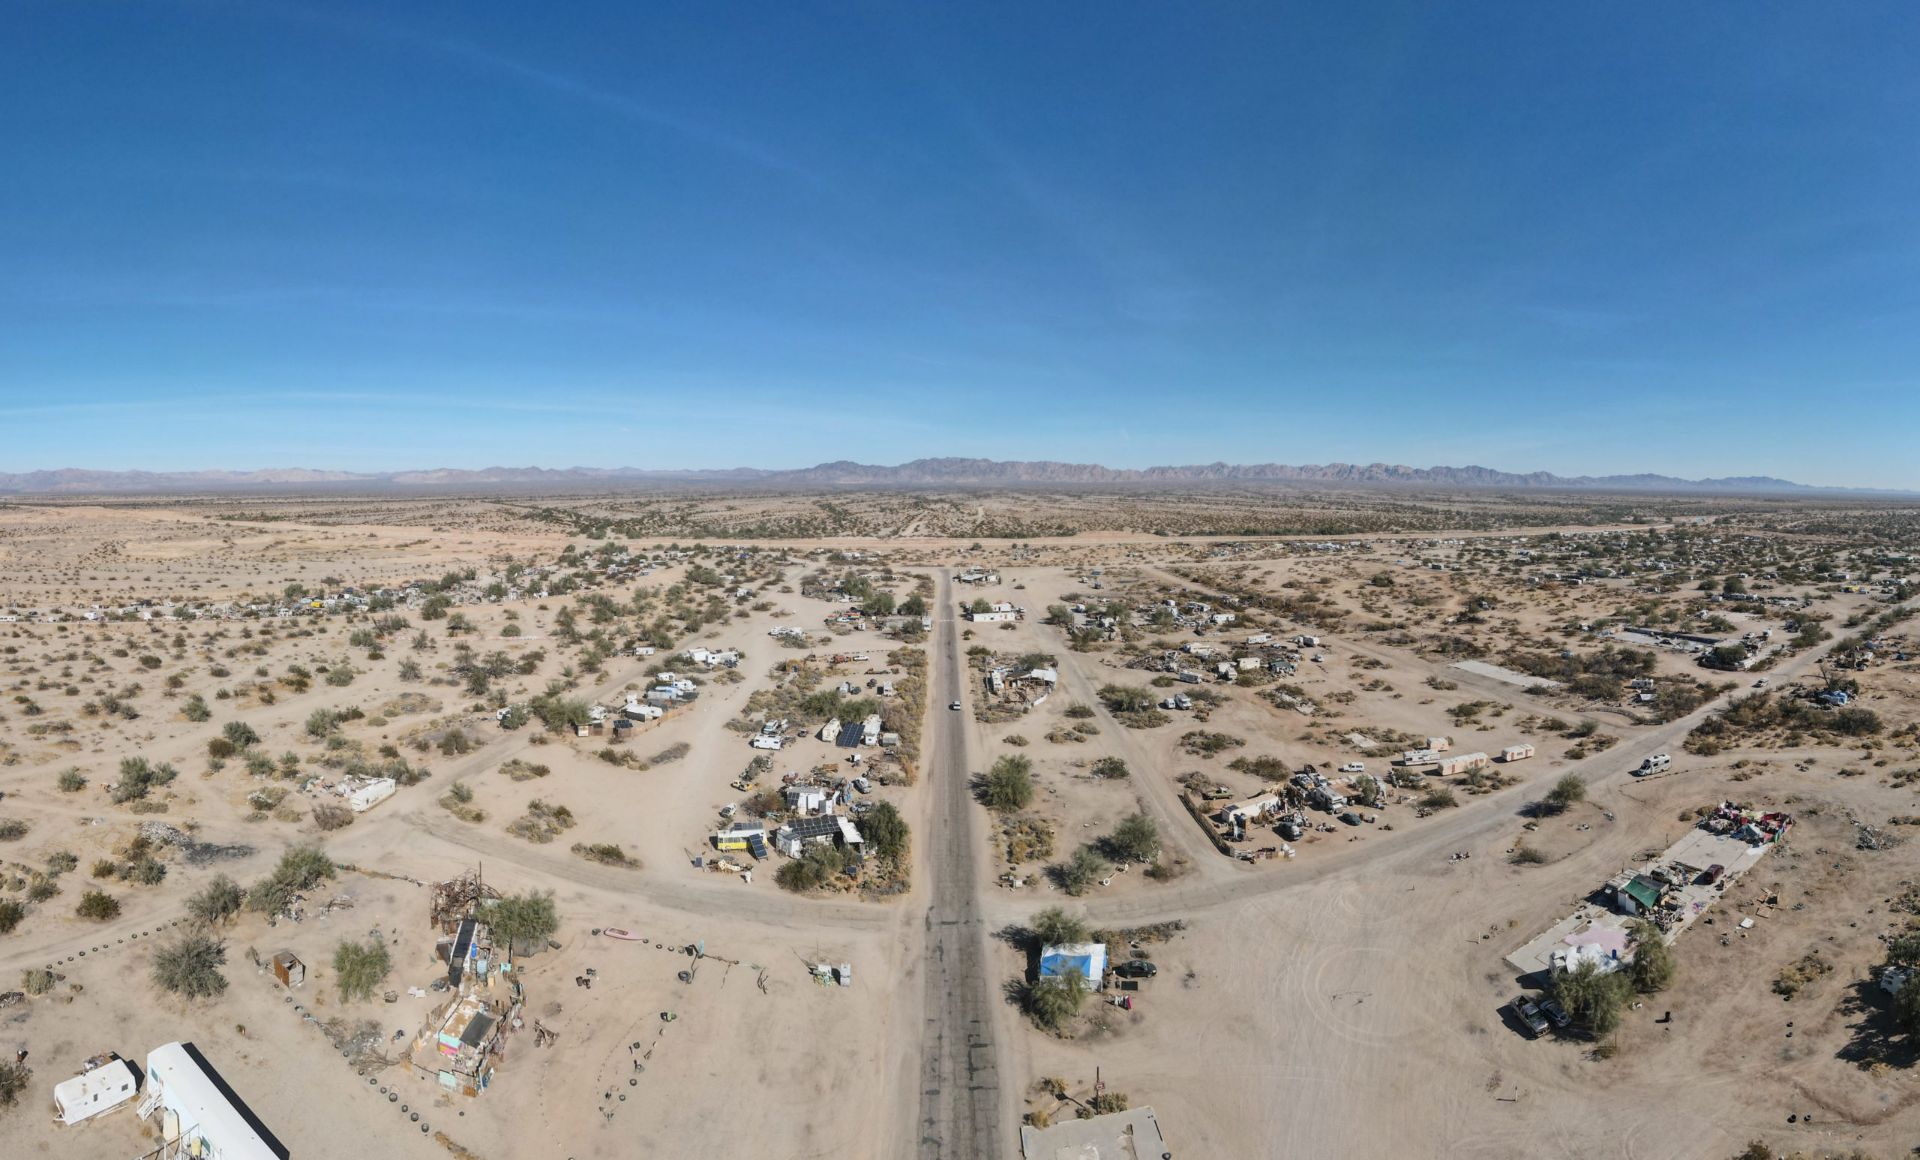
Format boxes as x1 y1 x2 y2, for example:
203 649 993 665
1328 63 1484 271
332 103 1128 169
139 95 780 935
3 2 1918 486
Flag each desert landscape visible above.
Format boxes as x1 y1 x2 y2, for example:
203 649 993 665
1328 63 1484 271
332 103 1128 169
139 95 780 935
1 489 1917 1159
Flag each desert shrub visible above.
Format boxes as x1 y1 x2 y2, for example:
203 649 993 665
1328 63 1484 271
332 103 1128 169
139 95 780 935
499 759 551 782
1420 788 1458 810
983 755 1035 812
1543 774 1586 813
1023 969 1088 1032
1088 756 1130 780
776 843 852 892
1030 907 1090 948
573 842 638 868
223 720 260 748
331 938 390 1002
1773 952 1833 999
21 968 54 995
76 890 121 920
506 799 575 843
1058 846 1108 896
111 756 178 803
246 845 336 913
311 801 354 832
0 1059 28 1107
1227 755 1290 780
0 899 25 935
1097 684 1155 713
56 767 87 793
1180 730 1244 758
1104 814 1160 863
152 933 228 999
187 875 244 925
0 819 28 842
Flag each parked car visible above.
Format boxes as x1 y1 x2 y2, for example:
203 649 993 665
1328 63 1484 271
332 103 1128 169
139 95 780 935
1539 996 1571 1029
1339 762 1366 774
1112 959 1159 980
1513 995 1550 1038
949 701 962 711
1338 811 1362 826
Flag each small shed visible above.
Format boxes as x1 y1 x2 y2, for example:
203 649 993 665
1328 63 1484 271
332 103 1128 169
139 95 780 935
269 951 305 988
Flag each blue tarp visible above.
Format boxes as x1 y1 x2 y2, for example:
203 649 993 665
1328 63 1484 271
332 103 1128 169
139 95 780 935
1038 943 1107 990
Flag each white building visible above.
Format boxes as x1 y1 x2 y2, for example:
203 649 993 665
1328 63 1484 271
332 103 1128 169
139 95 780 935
141 1041 288 1159
344 777 397 813
53 1057 139 1125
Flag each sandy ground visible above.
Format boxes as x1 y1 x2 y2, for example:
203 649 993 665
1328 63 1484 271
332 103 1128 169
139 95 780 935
2 500 1918 1160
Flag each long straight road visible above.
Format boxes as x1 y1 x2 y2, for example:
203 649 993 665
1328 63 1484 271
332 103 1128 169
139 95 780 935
915 570 1004 1159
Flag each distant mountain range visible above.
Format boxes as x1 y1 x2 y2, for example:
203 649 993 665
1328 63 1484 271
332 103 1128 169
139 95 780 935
0 459 1906 496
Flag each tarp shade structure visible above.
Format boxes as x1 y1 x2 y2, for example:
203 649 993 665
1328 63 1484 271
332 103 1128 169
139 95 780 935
1038 942 1107 992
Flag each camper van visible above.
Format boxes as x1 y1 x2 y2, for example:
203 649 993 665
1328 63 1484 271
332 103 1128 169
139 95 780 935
1635 753 1671 776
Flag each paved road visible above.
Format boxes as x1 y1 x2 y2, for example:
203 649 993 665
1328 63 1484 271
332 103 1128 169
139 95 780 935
915 571 1004 1160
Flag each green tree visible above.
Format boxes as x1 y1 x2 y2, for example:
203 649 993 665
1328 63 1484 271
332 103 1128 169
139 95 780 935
246 845 336 914
862 801 910 863
1058 846 1108 896
1106 814 1161 863
1025 967 1089 1032
1030 907 1089 948
187 875 245 926
1544 774 1587 814
332 938 391 1002
151 933 228 999
1626 920 1675 993
486 891 559 950
1551 961 1633 1036
983 755 1035 812
1896 975 1920 1036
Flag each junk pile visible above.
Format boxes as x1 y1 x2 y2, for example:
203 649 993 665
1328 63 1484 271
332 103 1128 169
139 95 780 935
1701 801 1793 846
139 822 254 866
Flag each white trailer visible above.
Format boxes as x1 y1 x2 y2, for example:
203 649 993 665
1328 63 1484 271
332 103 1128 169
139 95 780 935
1436 752 1491 777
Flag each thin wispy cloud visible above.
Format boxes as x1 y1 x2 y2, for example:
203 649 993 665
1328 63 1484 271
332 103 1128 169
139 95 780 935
246 1 827 188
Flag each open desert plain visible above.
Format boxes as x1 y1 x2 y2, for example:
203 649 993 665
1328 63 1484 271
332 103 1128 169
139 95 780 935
3 492 1920 1159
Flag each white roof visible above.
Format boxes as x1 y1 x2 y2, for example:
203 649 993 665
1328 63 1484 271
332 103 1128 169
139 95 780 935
54 1059 138 1125
1019 1105 1167 1159
147 1041 287 1160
